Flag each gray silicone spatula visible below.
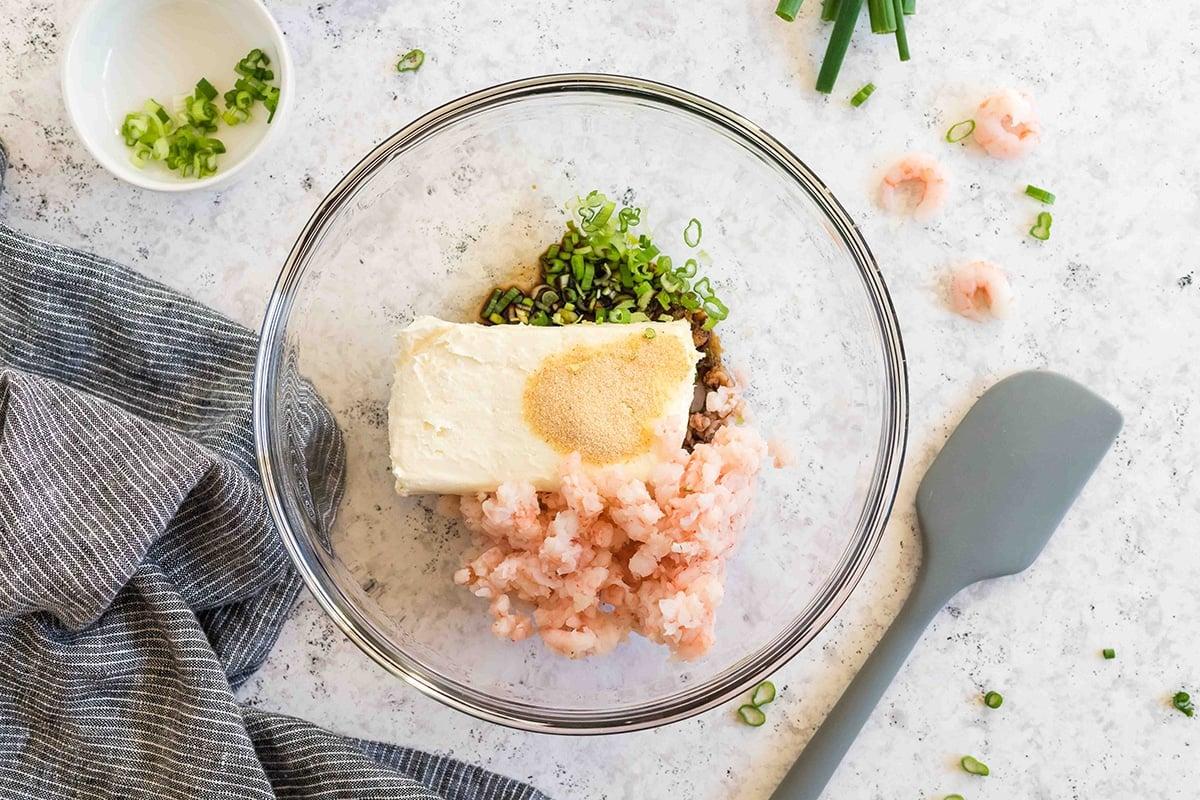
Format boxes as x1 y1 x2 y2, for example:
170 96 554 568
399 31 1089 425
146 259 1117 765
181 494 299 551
770 370 1122 800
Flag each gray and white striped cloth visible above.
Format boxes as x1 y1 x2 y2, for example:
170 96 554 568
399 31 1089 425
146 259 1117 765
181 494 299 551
0 143 548 800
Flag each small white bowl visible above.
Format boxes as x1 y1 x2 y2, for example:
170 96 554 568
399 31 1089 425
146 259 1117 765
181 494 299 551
62 0 293 192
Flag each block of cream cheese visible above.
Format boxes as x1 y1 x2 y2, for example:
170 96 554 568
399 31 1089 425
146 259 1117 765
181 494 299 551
388 316 701 495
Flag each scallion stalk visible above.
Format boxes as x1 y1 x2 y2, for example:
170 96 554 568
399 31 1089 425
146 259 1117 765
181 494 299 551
775 0 804 21
816 0 866 93
892 0 910 60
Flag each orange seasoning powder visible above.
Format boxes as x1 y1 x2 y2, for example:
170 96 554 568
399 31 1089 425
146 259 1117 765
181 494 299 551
522 330 693 465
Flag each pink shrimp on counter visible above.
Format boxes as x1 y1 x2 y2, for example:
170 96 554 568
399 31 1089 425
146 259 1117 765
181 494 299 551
972 89 1041 159
878 153 949 221
949 260 1013 321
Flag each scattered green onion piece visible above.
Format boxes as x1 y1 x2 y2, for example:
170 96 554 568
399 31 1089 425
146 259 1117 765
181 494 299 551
683 218 702 247
1102 648 1116 660
617 206 641 232
960 756 989 777
820 0 841 21
751 681 777 707
1173 691 1195 717
945 796 964 800
610 307 632 324
145 99 171 124
945 119 975 143
892 0 910 60
737 704 766 726
850 83 876 107
983 691 1003 709
642 327 656 340
195 77 218 101
1024 184 1056 205
1029 211 1052 241
397 48 425 72
902 0 914 11
129 141 153 168
815 0 865 93
775 0 804 21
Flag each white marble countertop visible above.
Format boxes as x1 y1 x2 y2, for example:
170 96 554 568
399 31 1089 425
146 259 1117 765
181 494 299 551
3 0 1198 797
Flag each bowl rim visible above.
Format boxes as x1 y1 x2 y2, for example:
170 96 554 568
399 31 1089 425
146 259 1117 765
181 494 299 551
253 72 909 735
60 0 294 193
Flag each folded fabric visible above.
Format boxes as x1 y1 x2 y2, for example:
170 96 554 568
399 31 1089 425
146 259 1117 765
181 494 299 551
0 142 548 800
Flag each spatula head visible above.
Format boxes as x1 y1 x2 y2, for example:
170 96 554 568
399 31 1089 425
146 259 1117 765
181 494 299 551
915 371 1122 588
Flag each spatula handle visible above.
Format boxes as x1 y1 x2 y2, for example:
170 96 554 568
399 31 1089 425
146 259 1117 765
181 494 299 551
769 568 956 800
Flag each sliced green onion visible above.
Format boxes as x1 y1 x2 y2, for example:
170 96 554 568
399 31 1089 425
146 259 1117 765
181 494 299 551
945 119 975 143
850 83 876 107
194 77 218 101
820 0 841 20
944 796 964 800
902 0 915 12
683 218 702 247
129 141 153 168
642 327 656 340
397 48 425 72
477 191 729 329
1024 184 1056 205
751 681 777 707
1029 211 1053 241
617 206 641 232
775 0 804 21
737 704 766 727
1102 648 1116 659
983 691 1003 709
815 0 865 93
1173 691 1195 717
960 756 989 776
144 99 171 124
481 288 503 319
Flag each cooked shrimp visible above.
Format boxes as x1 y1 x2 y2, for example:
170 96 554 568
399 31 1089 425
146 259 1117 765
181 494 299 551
949 261 1013 321
878 153 949 221
972 89 1041 159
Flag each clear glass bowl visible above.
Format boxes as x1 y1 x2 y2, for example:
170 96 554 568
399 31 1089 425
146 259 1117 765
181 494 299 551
253 74 908 734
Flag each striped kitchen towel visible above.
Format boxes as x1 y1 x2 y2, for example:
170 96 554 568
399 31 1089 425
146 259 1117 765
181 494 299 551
0 143 548 800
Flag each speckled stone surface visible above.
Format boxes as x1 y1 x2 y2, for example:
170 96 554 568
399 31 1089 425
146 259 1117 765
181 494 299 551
2 1 1198 798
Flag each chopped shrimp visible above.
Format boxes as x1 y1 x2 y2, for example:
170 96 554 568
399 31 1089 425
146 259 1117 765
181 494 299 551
972 89 1041 159
878 153 949 221
949 261 1013 321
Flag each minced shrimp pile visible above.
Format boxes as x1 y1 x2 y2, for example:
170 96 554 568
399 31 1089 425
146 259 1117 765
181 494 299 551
453 386 767 660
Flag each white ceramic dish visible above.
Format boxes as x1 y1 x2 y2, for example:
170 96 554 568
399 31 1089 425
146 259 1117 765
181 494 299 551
61 0 293 192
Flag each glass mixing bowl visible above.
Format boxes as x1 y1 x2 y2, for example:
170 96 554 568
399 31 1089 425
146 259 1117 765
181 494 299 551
254 74 908 734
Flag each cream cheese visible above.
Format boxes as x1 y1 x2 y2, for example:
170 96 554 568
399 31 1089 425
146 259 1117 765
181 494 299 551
388 316 700 495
